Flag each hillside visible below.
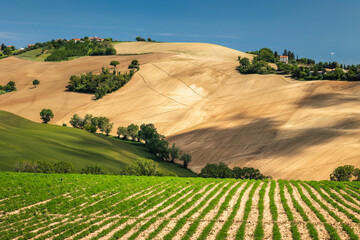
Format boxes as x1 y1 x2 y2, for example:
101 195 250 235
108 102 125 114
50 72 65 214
1 172 360 239
0 111 194 177
1 42 360 180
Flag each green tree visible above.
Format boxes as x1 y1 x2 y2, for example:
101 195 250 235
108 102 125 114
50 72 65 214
240 57 250 66
330 165 355 181
127 124 139 141
138 123 158 144
104 122 113 136
200 162 233 178
353 168 360 181
169 143 181 162
32 79 40 88
3 47 12 56
70 114 83 128
180 153 192 169
40 109 54 123
123 158 158 176
259 48 275 62
117 126 128 139
110 60 119 68
97 117 110 133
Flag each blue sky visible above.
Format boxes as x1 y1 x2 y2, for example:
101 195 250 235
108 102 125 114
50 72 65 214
1 0 359 64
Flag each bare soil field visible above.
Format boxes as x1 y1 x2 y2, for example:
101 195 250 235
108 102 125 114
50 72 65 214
1 42 360 179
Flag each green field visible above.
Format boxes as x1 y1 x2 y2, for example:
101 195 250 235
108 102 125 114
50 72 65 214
15 48 51 61
0 172 359 239
0 111 194 177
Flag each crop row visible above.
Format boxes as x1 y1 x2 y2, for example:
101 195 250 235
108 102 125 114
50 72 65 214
0 173 359 240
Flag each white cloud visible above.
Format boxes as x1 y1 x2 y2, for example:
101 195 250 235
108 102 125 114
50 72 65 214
330 52 335 55
0 32 20 40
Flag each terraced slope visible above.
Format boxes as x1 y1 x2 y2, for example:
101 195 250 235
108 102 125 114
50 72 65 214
0 42 360 179
1 172 359 239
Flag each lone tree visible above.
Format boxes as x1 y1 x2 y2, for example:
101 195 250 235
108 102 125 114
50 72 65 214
40 109 54 123
32 79 40 88
180 153 192 169
330 165 355 181
169 143 181 162
110 60 119 68
127 124 139 141
104 122 113 136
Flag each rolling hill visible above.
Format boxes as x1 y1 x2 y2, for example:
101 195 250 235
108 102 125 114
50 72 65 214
0 111 194 177
0 41 360 180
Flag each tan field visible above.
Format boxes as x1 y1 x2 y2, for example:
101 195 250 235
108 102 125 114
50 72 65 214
1 42 360 180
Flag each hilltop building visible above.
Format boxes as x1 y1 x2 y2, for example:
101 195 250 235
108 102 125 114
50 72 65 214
279 56 289 64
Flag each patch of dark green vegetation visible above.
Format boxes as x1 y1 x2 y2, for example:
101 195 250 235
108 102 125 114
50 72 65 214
66 61 136 99
238 48 360 81
0 81 16 94
199 162 270 180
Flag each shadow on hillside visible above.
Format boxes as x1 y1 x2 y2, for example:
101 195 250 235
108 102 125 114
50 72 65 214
168 116 354 164
296 92 360 108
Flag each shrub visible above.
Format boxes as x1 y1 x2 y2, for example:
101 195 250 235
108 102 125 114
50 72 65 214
200 162 233 178
330 165 355 181
16 160 76 174
128 59 139 69
233 167 268 180
80 165 109 175
123 158 158 176
40 109 54 123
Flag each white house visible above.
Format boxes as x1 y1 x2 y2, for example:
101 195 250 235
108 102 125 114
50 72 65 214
279 56 289 64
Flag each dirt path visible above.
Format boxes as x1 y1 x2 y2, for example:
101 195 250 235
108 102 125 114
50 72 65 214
226 182 254 239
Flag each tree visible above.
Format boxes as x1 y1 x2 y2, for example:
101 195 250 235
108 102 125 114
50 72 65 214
233 167 266 180
127 124 139 141
147 38 153 42
5 81 16 91
240 57 250 67
200 162 233 178
104 122 113 136
97 117 110 133
330 165 355 181
128 59 139 69
123 158 158 176
40 109 54 123
117 126 128 139
138 123 158 144
259 48 275 62
70 114 83 128
180 153 192 169
3 47 12 56
169 143 181 162
110 60 119 68
32 79 40 88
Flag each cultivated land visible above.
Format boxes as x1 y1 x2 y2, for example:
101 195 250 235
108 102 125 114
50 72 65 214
0 111 194 177
1 172 360 239
1 42 360 179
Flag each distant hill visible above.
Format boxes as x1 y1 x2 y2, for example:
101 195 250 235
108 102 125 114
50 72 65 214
0 111 195 177
1 41 360 180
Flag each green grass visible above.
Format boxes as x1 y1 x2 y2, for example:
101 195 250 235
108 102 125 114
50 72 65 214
0 111 195 177
0 173 359 240
15 48 82 62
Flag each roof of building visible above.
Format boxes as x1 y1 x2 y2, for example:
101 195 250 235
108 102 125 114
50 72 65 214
280 56 288 58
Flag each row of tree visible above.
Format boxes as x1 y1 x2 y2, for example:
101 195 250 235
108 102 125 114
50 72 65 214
135 37 155 42
45 40 116 61
237 55 274 74
66 61 136 99
199 162 270 179
330 165 360 181
70 114 114 135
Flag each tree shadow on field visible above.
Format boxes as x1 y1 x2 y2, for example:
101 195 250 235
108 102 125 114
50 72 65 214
168 116 351 165
296 92 360 108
